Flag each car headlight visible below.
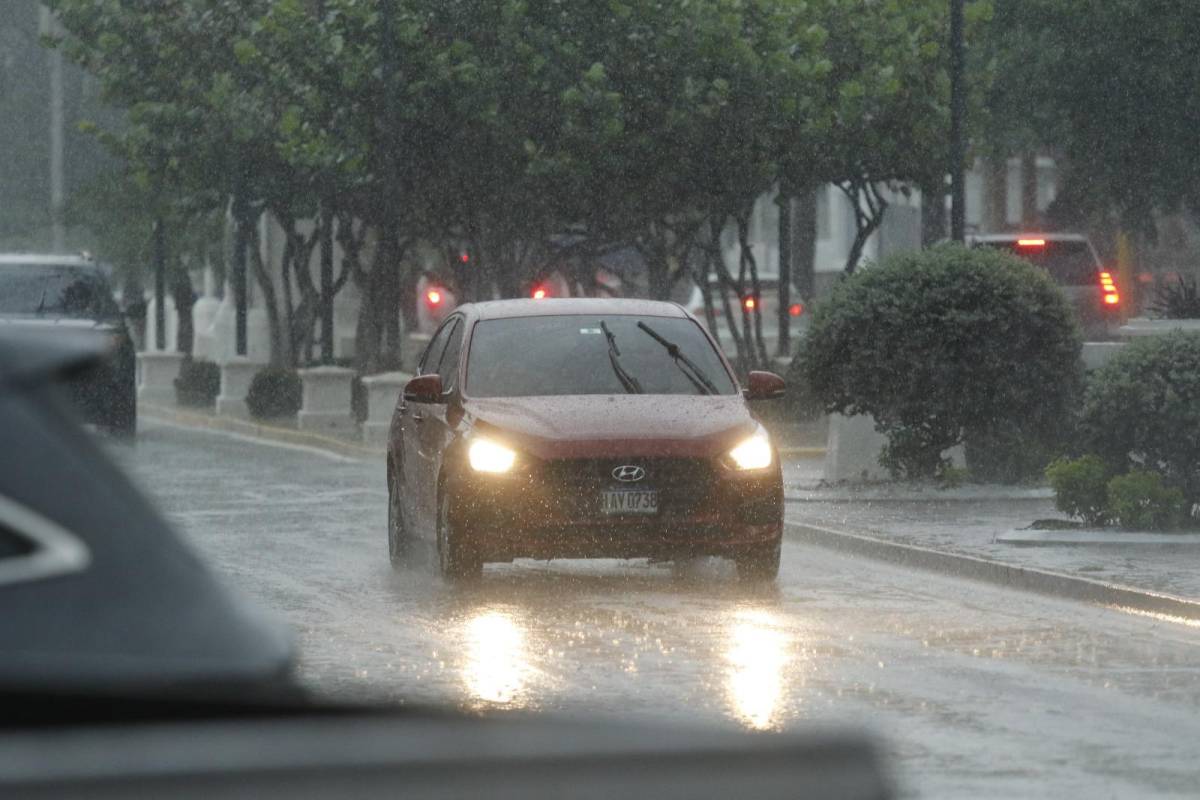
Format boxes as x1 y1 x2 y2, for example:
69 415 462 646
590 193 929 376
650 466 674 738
468 438 516 473
728 427 773 471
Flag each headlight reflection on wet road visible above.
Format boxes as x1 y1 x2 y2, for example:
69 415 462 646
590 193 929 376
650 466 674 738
725 608 791 730
462 608 531 707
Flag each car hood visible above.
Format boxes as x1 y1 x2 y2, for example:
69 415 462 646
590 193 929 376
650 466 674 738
464 394 757 459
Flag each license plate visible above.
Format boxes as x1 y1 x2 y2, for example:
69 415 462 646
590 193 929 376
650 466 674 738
600 490 658 515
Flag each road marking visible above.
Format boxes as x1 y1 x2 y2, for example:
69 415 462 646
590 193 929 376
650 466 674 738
143 416 363 464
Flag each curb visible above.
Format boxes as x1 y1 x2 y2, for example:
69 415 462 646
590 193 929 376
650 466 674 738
140 403 382 460
785 521 1200 623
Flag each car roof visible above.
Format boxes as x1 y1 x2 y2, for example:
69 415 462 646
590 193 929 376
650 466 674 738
0 253 97 267
464 298 690 321
966 232 1090 243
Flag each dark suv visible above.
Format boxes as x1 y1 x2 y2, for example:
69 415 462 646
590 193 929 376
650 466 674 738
0 254 136 436
967 233 1121 340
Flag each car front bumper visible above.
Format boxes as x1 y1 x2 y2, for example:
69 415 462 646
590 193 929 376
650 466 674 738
447 458 783 563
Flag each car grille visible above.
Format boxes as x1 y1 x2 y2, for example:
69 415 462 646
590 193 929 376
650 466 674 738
531 457 717 519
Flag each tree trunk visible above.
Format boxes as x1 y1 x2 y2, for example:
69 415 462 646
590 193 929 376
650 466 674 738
776 191 792 359
249 222 286 367
793 188 817 301
841 180 888 274
169 266 195 356
920 177 947 247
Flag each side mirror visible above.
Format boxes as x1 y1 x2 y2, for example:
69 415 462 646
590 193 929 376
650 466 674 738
744 370 786 401
403 374 444 404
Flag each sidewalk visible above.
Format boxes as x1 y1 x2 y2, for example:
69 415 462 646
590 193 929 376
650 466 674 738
783 455 1200 607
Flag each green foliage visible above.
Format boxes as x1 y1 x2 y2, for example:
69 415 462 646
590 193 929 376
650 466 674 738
1045 456 1112 526
1106 470 1187 532
245 367 302 420
799 244 1082 480
986 2 1200 231
1151 275 1200 320
173 359 221 408
1079 332 1200 506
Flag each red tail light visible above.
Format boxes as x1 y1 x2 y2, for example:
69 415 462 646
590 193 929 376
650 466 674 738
425 289 443 306
788 303 804 317
1016 238 1046 248
1099 272 1120 307
742 296 757 311
531 286 548 300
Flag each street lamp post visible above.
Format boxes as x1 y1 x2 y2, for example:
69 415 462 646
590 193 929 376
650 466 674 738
949 0 966 242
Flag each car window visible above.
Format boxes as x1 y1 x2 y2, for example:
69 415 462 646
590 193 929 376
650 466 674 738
418 321 454 376
466 315 737 397
435 319 464 392
978 240 1100 286
0 263 120 319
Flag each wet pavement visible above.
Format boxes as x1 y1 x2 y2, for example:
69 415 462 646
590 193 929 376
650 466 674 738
790 488 1200 601
116 420 1200 798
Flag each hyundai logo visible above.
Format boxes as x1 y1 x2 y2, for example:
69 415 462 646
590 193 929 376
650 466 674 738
612 465 646 483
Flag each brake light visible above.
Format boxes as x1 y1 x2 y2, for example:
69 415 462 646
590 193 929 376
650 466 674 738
742 296 757 311
788 303 804 317
425 289 443 306
1017 238 1046 248
1099 271 1120 307
531 286 547 300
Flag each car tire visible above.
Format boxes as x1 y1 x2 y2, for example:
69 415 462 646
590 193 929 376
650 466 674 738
736 539 781 583
387 466 412 569
437 487 482 582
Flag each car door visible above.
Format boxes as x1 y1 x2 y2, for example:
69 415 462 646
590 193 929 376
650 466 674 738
400 322 453 539
416 318 464 527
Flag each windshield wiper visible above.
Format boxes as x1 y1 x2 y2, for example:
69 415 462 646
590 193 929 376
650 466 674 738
636 321 719 395
599 320 643 395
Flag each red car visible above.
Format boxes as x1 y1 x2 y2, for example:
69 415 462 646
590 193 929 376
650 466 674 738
386 298 786 582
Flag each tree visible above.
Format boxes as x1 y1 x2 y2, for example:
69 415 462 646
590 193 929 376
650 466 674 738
986 1 1200 235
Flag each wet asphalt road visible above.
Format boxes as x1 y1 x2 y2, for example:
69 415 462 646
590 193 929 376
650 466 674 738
117 420 1200 799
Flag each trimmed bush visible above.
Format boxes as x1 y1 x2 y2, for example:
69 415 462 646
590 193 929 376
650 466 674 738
245 367 302 419
798 244 1083 480
1079 331 1200 506
173 358 220 408
1045 455 1111 526
1106 470 1187 531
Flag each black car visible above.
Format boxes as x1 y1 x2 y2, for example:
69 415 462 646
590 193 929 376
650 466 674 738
0 254 136 436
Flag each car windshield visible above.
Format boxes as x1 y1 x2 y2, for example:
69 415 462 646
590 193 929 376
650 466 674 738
978 240 1099 285
466 315 736 397
0 263 119 319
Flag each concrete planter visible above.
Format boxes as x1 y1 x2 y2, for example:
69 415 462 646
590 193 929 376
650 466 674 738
216 357 265 418
136 351 185 406
297 365 356 434
361 371 413 447
1117 317 1200 339
823 414 963 484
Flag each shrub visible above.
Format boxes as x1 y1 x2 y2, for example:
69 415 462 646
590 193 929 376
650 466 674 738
1045 455 1112 526
799 244 1083 480
1150 274 1200 320
173 359 221 408
1079 331 1200 507
1106 470 1187 531
245 367 302 419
